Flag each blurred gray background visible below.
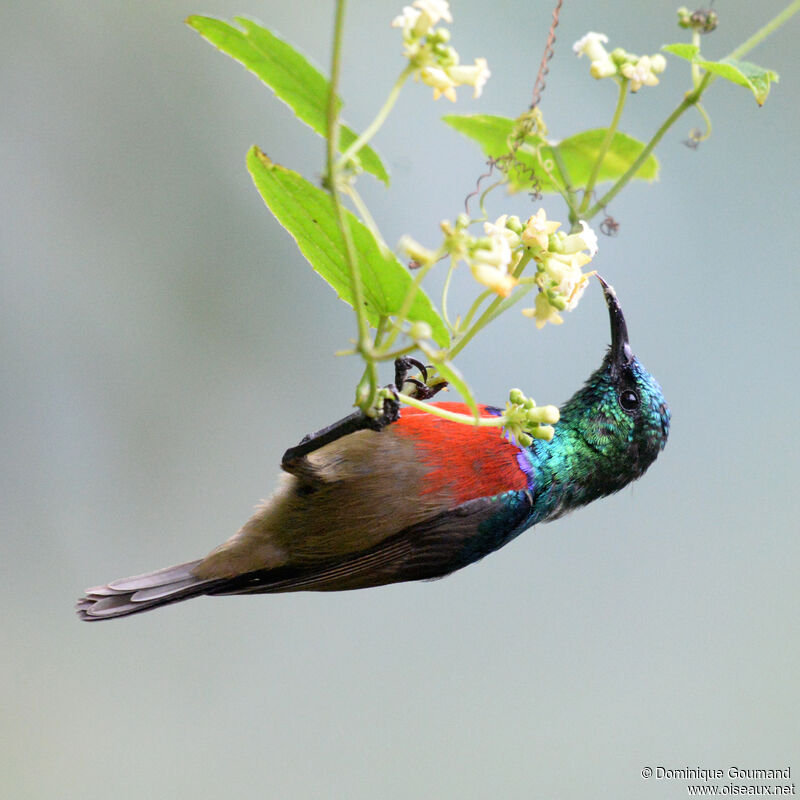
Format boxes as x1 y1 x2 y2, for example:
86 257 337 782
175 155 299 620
2 1 798 798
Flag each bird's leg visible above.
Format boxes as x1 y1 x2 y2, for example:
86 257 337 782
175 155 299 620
281 357 449 476
394 356 449 401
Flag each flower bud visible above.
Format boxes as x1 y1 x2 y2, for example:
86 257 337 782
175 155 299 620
526 405 560 425
505 215 523 234
590 58 618 79
649 54 667 74
532 425 555 441
610 47 629 64
409 321 433 340
548 293 567 311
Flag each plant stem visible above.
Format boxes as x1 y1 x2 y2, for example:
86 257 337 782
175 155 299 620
448 252 533 360
336 65 414 171
550 145 579 226
342 183 390 255
578 78 628 216
479 281 536 326
373 315 388 348
728 0 800 61
377 260 436 354
524 143 574 214
584 74 710 220
395 391 503 426
327 0 373 410
460 288 494 332
441 261 456 332
691 30 701 87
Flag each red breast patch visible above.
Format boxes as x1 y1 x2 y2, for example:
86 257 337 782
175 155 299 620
392 403 528 505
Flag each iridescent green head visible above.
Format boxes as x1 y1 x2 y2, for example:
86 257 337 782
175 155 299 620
556 277 670 497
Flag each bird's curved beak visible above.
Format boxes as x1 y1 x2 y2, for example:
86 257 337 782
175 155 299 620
597 274 633 368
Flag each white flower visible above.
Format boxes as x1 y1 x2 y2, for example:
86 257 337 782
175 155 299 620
521 208 561 250
650 53 667 74
540 254 591 311
621 55 661 92
573 32 609 62
560 270 590 311
419 66 458 101
579 221 598 256
523 292 564 328
470 263 518 297
483 214 520 250
560 220 598 257
473 235 512 271
412 0 452 26
447 57 491 98
469 225 518 297
398 234 438 266
391 6 421 31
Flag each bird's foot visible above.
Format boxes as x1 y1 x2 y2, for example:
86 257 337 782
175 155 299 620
280 357 448 474
393 357 448 401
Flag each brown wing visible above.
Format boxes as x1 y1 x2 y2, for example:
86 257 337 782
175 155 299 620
193 427 460 581
207 490 534 595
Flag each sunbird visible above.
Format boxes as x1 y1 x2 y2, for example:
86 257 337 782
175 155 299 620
77 277 669 620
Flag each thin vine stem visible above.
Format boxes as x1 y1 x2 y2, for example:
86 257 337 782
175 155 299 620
336 65 414 171
327 0 374 410
584 74 710 220
459 288 494 333
578 78 629 216
728 0 800 61
395 391 504 426
342 183 390 255
550 145 579 227
441 261 457 332
376 260 437 355
448 251 533 360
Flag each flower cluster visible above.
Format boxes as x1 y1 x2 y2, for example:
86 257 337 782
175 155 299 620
400 213 520 296
521 210 598 328
392 1 490 101
399 209 598 329
573 32 666 92
503 388 560 445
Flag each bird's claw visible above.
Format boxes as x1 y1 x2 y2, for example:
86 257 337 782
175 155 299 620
393 357 448 400
281 357 448 472
394 356 429 387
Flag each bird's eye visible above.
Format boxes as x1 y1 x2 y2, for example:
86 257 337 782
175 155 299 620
619 389 639 410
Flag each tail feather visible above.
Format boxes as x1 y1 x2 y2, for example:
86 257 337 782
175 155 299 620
76 559 218 621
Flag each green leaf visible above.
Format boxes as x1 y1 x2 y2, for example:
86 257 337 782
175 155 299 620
557 129 659 186
697 57 779 106
662 44 779 105
662 43 700 61
443 114 658 193
247 147 448 346
442 114 555 191
187 16 389 184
